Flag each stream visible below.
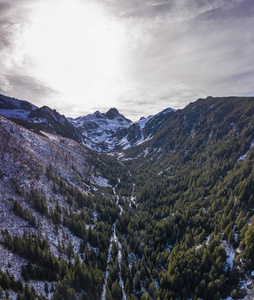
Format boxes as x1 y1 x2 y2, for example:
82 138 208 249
101 188 126 300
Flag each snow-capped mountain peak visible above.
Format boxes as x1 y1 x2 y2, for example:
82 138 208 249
104 108 131 124
68 108 133 152
70 108 131 128
105 107 119 119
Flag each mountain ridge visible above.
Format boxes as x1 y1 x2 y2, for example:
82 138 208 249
0 93 176 153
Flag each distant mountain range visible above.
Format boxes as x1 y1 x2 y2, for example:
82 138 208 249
0 93 175 152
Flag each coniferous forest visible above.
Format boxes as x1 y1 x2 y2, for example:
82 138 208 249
1 96 254 299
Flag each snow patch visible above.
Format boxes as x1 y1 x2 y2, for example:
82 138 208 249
222 241 235 270
195 244 202 251
91 175 111 187
238 141 254 161
143 148 149 157
206 235 211 245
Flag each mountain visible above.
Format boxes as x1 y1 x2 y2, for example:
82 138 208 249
27 105 82 142
116 96 254 299
1 95 254 299
69 107 176 152
0 114 131 299
0 94 37 119
68 108 132 152
0 95 82 142
116 107 176 151
0 94 176 152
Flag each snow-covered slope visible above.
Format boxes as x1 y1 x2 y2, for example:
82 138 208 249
0 94 82 142
69 108 132 152
0 115 113 198
0 94 37 119
69 107 176 152
119 107 176 150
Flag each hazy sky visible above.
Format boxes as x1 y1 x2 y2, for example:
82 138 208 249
0 0 254 120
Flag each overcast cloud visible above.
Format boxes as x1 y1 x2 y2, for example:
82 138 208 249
0 0 58 105
0 0 254 120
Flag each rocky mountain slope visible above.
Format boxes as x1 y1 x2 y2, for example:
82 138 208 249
0 94 81 142
0 94 37 119
68 107 175 152
1 95 254 299
68 108 132 152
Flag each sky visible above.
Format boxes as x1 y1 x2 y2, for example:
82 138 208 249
0 0 254 121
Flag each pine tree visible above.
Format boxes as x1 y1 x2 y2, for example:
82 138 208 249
67 241 74 260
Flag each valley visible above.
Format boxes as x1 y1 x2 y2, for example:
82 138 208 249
1 95 254 299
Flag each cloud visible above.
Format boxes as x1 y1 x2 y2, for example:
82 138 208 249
0 0 34 47
0 73 58 104
1 0 254 121
96 0 246 20
0 3 22 50
103 0 254 119
0 0 57 105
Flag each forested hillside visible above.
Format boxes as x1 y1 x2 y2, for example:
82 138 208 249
1 96 254 299
119 97 254 299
